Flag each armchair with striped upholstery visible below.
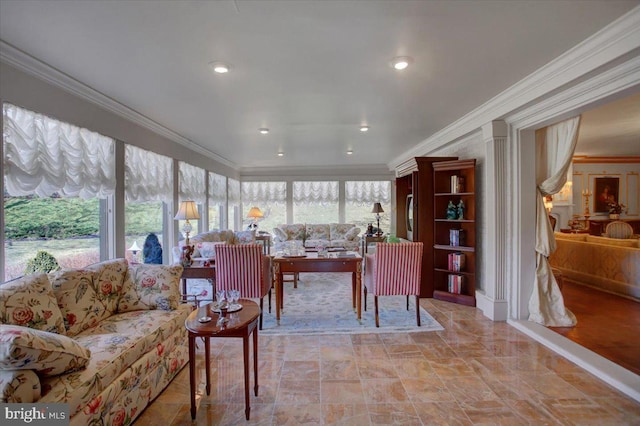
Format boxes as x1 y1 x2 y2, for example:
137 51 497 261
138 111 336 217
214 244 272 329
605 221 634 239
364 242 424 327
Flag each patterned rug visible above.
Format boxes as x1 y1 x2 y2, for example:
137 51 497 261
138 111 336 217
259 272 443 335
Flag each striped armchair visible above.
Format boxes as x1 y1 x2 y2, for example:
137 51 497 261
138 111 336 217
605 221 633 239
364 242 424 327
214 244 272 329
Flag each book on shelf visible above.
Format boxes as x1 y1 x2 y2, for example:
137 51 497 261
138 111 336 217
447 252 465 272
447 274 464 294
450 175 465 193
449 229 466 246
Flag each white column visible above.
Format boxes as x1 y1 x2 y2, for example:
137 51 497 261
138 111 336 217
477 121 509 320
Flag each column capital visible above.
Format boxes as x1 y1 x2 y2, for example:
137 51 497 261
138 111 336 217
482 120 508 140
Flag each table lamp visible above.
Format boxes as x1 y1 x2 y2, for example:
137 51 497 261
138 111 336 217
128 240 141 263
247 206 264 230
174 201 200 246
372 202 384 236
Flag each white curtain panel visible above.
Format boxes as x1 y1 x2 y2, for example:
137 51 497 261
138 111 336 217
178 162 206 204
124 145 172 202
3 103 115 199
293 181 338 203
528 116 581 327
345 180 391 205
242 181 286 204
228 178 241 204
208 172 227 205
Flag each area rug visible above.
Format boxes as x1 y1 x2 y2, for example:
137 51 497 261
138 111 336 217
258 272 444 335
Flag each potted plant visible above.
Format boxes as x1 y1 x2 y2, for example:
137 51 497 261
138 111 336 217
607 200 626 220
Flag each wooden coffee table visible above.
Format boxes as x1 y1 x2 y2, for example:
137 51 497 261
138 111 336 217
185 299 260 420
273 252 363 322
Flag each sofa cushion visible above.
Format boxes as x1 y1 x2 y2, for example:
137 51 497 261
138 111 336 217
307 224 330 240
554 232 588 241
586 235 638 247
118 264 183 312
85 259 128 316
0 369 40 403
234 230 256 244
48 269 109 336
39 305 190 416
280 224 306 241
0 274 66 335
0 325 90 377
330 223 357 240
196 241 226 259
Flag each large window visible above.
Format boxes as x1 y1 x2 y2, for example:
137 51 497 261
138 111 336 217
345 181 392 233
293 181 339 223
2 103 115 280
242 181 286 233
124 145 172 264
228 178 241 231
208 172 226 230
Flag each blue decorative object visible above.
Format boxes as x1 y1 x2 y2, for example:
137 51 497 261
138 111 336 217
143 233 163 264
457 200 465 220
446 201 457 220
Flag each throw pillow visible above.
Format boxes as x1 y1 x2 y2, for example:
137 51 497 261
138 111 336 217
0 274 65 335
48 269 108 336
344 226 361 240
85 259 128 316
118 264 183 312
234 230 256 244
273 227 288 241
0 324 91 377
197 241 226 259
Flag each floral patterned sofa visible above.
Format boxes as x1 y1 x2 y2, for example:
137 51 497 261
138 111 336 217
0 259 189 426
171 229 256 264
272 223 361 251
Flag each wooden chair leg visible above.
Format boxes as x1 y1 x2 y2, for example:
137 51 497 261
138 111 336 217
406 295 409 310
268 288 272 313
294 273 298 288
259 298 264 330
364 286 368 311
415 295 421 327
374 296 379 328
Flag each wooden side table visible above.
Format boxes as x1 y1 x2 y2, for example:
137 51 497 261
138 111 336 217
185 299 260 420
361 235 386 254
255 233 272 255
180 265 215 304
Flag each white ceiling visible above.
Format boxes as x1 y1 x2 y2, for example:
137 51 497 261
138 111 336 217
0 0 638 171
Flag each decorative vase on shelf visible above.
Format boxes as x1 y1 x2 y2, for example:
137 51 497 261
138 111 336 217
609 213 620 220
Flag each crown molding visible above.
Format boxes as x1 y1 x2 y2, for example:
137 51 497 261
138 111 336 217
573 156 640 164
239 163 393 179
388 6 640 171
0 40 237 170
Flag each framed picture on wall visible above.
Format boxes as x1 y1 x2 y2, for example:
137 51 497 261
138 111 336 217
594 177 619 213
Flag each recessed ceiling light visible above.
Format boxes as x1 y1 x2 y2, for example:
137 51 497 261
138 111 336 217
209 61 230 74
259 128 269 134
347 149 353 155
360 125 369 132
390 56 412 71
277 152 284 157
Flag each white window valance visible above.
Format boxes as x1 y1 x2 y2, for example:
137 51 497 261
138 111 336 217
242 181 286 204
208 172 227 205
125 145 172 202
293 181 338 203
228 178 241 204
2 103 115 199
178 162 206 204
345 181 391 205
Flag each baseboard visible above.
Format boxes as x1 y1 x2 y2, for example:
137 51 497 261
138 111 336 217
508 319 640 403
476 290 508 321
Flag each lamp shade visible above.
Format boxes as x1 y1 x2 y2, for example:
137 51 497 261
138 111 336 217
371 202 384 214
247 206 264 219
128 241 141 252
174 200 200 220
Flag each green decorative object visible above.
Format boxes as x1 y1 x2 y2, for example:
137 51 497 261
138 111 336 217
446 201 457 220
457 200 465 220
386 234 401 243
25 250 60 275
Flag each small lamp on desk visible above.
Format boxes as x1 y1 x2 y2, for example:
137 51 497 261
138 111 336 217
128 240 141 264
247 206 264 231
174 201 200 247
371 202 384 237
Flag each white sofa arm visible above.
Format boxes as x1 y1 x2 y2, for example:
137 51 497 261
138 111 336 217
0 369 40 403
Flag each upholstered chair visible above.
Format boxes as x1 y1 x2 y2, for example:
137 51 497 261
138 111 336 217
214 244 272 329
605 221 633 239
364 242 424 327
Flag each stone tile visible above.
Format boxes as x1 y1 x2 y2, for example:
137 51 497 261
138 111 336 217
321 403 369 425
321 359 359 380
400 377 456 403
429 357 475 377
540 397 625 425
558 372 623 398
272 403 322 425
418 342 457 360
282 344 320 361
504 399 562 425
385 343 424 359
413 401 473 425
517 373 586 400
320 380 366 404
218 402 274 425
459 400 527 425
134 402 184 425
276 379 320 404
393 357 435 378
356 358 399 379
379 332 416 345
367 402 421 425
281 360 320 381
596 395 640 419
320 345 355 361
353 344 390 359
441 375 501 403
351 333 383 345
361 378 410 404
410 331 445 345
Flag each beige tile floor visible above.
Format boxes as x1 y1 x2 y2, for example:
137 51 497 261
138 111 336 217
134 298 640 425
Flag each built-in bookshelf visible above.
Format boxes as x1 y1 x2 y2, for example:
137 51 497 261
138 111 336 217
432 159 476 306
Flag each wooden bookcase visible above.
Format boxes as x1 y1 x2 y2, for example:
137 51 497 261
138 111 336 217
432 159 476 306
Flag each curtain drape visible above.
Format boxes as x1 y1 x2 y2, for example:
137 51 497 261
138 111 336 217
345 181 391 205
293 181 338 203
228 178 241 204
125 145 172 202
528 116 581 327
178 162 206 204
208 172 227 205
3 103 115 199
242 181 286 204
